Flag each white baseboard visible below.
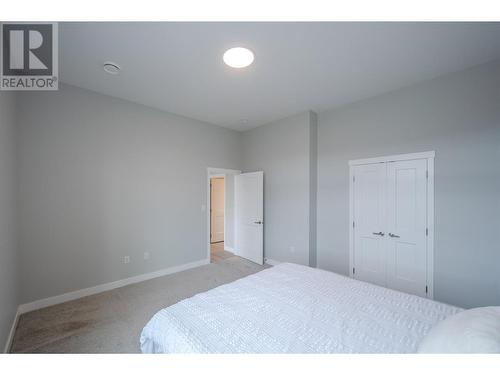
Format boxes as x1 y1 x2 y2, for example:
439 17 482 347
265 258 282 266
224 245 234 253
18 258 210 315
3 307 20 353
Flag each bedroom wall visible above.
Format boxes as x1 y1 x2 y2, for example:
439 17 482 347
17 84 242 304
0 92 19 349
317 60 500 308
309 112 318 267
242 111 317 266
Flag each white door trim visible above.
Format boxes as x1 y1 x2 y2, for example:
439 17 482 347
207 167 241 262
348 151 435 299
348 151 435 166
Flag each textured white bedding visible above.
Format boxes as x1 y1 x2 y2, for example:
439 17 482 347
140 263 462 353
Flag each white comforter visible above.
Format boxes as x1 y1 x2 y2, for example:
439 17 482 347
140 263 461 353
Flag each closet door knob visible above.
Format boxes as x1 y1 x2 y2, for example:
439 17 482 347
388 233 400 238
372 232 384 236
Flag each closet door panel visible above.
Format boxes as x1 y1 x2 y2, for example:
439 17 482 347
386 159 427 297
352 163 387 287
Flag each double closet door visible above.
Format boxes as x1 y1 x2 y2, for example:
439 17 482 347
350 154 433 298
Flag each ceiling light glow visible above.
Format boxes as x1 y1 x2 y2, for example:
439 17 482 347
223 47 254 68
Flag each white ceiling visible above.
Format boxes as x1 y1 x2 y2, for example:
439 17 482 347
60 22 500 131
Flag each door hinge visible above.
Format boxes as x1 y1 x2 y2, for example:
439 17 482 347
425 285 428 294
426 170 428 179
426 228 428 236
353 175 355 183
353 221 355 228
353 267 355 275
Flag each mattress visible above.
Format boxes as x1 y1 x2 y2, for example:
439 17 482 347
140 263 462 353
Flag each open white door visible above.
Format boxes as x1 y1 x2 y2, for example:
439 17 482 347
235 171 264 265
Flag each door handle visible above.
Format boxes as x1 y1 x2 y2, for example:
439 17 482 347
388 233 400 238
372 232 384 236
254 220 263 224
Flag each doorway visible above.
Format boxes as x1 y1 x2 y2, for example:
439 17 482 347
206 167 264 265
210 176 230 262
207 168 241 263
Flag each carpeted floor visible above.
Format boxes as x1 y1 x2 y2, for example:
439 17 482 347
10 256 267 353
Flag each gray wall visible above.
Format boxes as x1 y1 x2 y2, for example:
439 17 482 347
309 112 318 267
10 60 500 311
317 61 500 308
0 92 18 349
17 84 242 304
242 111 317 266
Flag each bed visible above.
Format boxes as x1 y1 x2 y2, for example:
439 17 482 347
140 263 461 353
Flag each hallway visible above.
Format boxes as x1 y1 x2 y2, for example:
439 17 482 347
210 242 234 263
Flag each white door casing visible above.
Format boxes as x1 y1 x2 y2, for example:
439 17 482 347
349 151 434 298
235 171 264 265
210 177 225 243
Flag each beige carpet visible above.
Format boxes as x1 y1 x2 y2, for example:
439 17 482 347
11 256 267 353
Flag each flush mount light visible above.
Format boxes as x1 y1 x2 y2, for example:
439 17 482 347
223 47 254 68
103 62 121 75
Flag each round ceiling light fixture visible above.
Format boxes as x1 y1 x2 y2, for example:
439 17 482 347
103 62 121 75
223 47 254 68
